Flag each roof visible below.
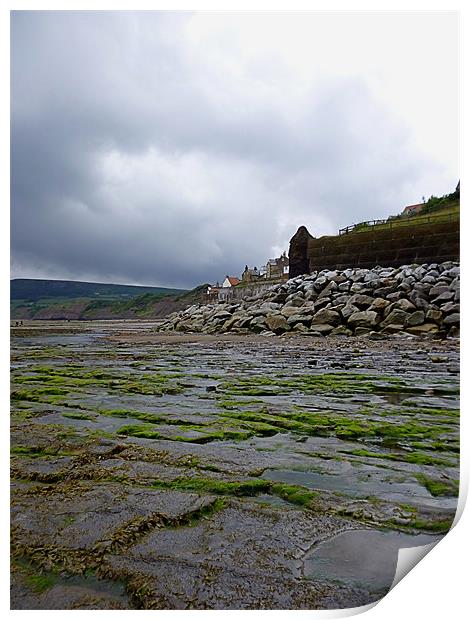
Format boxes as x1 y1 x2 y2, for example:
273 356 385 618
403 203 425 214
227 276 241 286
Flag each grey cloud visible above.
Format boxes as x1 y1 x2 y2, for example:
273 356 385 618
11 12 453 288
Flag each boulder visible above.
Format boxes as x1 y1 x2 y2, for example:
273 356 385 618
338 281 351 292
374 286 397 298
405 311 425 327
250 316 267 333
236 316 255 329
394 298 416 312
368 298 390 312
286 295 305 307
433 291 455 305
265 314 290 334
292 323 309 333
380 324 406 334
381 308 410 327
311 308 341 327
425 308 443 322
317 281 338 299
349 294 375 309
212 311 233 321
409 290 429 310
442 313 460 326
281 305 305 318
287 314 313 326
312 297 331 311
309 323 335 335
330 325 353 336
440 302 459 314
429 285 451 298
340 304 360 320
270 292 288 304
251 302 281 316
406 323 439 335
347 310 381 330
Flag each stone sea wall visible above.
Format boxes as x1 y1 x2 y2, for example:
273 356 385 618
289 219 459 277
158 261 460 338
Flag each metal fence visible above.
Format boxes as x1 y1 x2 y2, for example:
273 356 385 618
338 211 459 236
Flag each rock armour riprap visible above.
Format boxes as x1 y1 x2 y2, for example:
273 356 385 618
158 262 460 338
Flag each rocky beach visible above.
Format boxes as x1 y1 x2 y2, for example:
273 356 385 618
10 309 459 609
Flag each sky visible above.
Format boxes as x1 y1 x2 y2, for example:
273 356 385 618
10 11 458 289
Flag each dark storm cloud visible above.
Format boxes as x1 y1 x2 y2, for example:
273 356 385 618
11 11 454 288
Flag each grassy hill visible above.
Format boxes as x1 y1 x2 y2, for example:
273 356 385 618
344 189 460 235
10 278 206 320
11 278 186 301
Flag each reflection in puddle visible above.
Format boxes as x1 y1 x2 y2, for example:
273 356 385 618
19 333 102 347
304 529 442 591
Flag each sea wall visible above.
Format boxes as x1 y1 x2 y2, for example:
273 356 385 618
219 280 284 302
289 220 459 278
158 261 460 338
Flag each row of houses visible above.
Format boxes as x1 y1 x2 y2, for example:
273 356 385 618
205 252 289 303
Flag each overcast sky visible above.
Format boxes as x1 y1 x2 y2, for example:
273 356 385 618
11 11 458 289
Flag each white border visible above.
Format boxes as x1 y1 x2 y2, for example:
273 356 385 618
3 2 466 619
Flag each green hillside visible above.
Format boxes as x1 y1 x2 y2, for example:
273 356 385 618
11 278 186 301
343 187 460 235
10 279 206 320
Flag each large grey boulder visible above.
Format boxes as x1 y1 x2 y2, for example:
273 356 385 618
440 302 459 314
349 294 375 309
286 295 305 307
433 291 454 305
426 308 443 323
442 313 460 326
406 323 439 335
381 308 410 327
292 323 309 333
311 308 341 327
287 314 313 326
405 311 425 327
250 316 267 333
394 298 416 312
309 323 335 335
330 325 353 336
347 310 381 329
429 285 451 298
317 281 338 299
374 286 397 298
212 311 233 321
368 298 390 312
266 314 290 334
341 304 360 320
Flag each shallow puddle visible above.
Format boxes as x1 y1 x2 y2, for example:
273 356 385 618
304 528 442 591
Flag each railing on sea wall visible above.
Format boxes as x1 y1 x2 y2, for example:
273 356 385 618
338 211 459 236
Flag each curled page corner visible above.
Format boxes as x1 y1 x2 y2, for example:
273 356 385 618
390 539 441 591
389 482 465 595
334 600 379 618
